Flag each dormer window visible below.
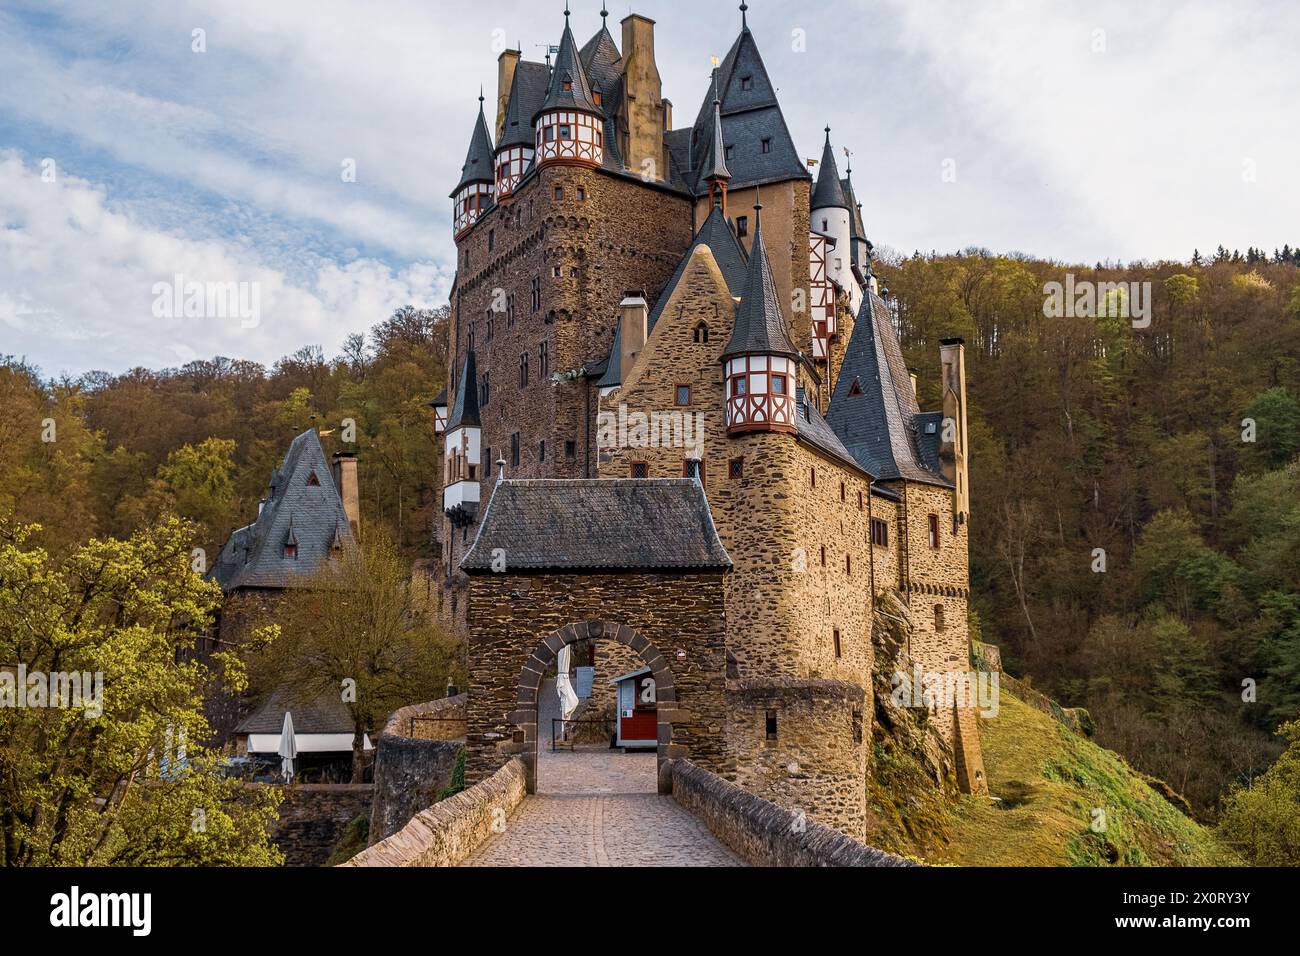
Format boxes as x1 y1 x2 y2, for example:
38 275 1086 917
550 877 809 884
562 79 573 92
761 138 772 154
283 543 297 559
306 471 321 487
593 91 602 106
740 75 753 91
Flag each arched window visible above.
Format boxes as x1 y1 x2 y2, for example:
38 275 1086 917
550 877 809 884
693 321 709 344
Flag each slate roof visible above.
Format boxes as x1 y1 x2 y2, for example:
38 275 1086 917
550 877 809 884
579 24 622 96
825 293 952 486
461 479 732 573
843 171 866 245
535 15 601 121
914 411 946 477
795 388 870 476
447 350 480 431
811 129 850 211
720 208 800 361
498 61 550 151
684 27 810 194
703 99 731 183
450 98 496 197
236 685 356 736
597 205 749 389
209 430 357 592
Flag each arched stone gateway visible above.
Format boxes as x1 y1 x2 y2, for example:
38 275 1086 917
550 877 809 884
509 620 682 794
459 479 733 791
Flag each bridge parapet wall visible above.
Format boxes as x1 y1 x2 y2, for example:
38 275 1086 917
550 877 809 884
341 757 525 867
667 759 915 867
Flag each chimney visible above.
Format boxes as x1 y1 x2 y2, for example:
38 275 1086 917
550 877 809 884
619 15 664 180
619 292 649 383
939 339 969 522
662 98 673 131
496 49 521 140
331 452 361 537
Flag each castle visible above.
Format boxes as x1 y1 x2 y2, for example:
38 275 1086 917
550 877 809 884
435 4 986 839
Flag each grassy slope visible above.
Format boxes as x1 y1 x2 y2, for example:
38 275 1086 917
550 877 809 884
931 693 1239 867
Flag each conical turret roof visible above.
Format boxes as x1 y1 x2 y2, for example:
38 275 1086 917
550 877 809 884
535 12 601 122
811 128 850 211
704 99 731 184
498 60 551 151
721 205 799 361
447 350 481 431
450 97 496 197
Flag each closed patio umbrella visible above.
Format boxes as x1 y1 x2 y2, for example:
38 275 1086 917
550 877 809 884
278 710 298 783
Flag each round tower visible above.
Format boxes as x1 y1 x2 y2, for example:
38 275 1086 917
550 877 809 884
450 93 495 238
721 201 801 435
534 7 605 169
495 58 536 198
810 127 853 294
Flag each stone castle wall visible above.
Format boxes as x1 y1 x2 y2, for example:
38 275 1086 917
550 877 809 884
463 573 730 787
667 759 912 867
725 679 868 839
596 243 873 687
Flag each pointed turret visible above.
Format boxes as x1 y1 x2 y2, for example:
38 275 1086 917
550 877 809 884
495 60 550 197
722 201 800 435
811 127 849 211
688 9 808 194
841 158 870 271
810 127 857 339
534 7 605 169
444 351 483 527
704 98 731 212
450 94 496 236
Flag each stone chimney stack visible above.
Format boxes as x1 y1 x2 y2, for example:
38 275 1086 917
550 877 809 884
619 15 665 180
939 339 969 522
619 292 649 383
496 48 521 140
332 452 361 537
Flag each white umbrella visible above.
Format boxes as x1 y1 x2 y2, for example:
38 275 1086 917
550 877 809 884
278 710 298 783
556 644 580 723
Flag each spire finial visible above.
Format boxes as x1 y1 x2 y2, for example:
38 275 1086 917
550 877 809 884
564 0 570 19
740 2 749 31
824 125 832 145
753 187 762 223
601 5 608 24
479 86 485 107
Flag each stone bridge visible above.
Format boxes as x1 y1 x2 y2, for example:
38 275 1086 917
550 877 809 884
345 679 911 869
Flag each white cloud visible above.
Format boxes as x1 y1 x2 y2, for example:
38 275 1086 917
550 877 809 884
0 153 452 375
1 0 1296 376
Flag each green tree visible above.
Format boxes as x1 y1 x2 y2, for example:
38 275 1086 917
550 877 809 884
250 530 463 782
1242 387 1300 469
1219 720 1300 865
0 518 282 866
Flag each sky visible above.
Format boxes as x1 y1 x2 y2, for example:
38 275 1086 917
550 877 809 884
1 0 1297 377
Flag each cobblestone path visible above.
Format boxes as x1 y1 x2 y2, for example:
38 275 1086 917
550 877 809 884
461 681 743 867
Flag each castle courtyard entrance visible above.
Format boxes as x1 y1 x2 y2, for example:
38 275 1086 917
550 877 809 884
462 670 741 867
